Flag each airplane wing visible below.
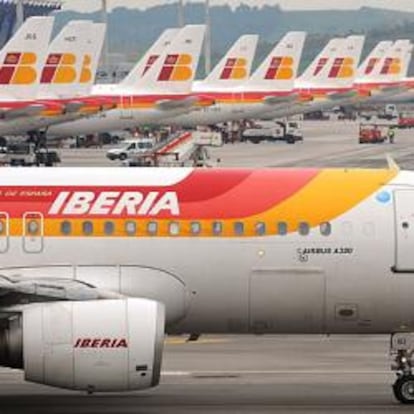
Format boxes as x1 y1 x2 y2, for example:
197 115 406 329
155 95 214 111
327 90 360 101
0 104 46 120
262 94 300 106
0 275 123 303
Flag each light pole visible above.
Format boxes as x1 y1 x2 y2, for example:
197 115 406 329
204 0 211 76
15 0 24 32
101 0 109 67
177 0 185 27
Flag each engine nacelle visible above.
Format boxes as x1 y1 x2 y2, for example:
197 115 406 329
22 298 165 392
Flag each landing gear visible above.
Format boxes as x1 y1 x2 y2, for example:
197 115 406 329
391 333 414 404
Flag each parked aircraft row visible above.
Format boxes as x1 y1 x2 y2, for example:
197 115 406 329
0 17 413 138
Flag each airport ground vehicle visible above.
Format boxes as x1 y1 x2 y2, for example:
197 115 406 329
106 138 155 161
2 143 60 166
124 130 222 167
358 124 388 144
398 112 414 128
242 121 303 144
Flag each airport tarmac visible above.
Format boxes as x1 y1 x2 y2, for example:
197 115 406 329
58 120 414 169
0 335 410 413
4 120 413 413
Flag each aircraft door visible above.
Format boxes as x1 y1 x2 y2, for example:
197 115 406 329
394 190 414 271
0 212 9 253
249 268 325 333
23 212 43 253
120 95 133 119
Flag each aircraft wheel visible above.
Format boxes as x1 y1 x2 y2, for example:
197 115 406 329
393 375 414 404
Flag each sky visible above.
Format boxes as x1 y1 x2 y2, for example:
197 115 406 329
61 0 414 13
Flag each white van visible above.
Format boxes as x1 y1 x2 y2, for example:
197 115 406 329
106 138 154 161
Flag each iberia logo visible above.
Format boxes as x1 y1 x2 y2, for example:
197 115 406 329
158 54 192 81
0 52 37 85
220 57 247 80
40 53 77 84
380 57 401 75
364 57 380 75
313 58 329 76
328 57 354 78
142 54 159 75
79 54 92 84
264 56 294 80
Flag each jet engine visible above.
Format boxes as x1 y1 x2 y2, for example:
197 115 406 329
0 298 165 392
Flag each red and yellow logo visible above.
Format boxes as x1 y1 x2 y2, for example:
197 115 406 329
158 54 192 81
364 57 380 75
380 57 401 75
0 52 37 85
264 56 294 80
142 55 159 75
312 58 329 76
328 57 354 78
220 57 247 80
79 54 92 84
40 53 77 84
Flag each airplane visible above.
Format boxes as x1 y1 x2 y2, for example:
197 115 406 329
161 31 307 126
47 25 211 137
0 20 110 137
0 164 414 404
261 35 366 120
354 39 413 104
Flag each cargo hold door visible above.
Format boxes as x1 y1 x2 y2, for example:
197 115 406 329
249 268 325 334
394 190 414 272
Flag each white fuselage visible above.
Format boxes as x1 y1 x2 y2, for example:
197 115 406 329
0 168 414 335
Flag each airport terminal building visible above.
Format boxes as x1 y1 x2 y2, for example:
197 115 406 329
0 0 61 47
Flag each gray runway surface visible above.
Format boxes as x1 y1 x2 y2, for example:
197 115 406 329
0 335 411 413
58 120 414 169
6 121 414 412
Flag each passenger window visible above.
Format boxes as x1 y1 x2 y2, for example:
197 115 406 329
60 220 71 235
0 220 5 235
234 222 244 236
320 222 331 236
298 222 310 236
125 220 136 235
212 221 223 236
104 221 115 235
190 221 201 235
27 220 39 235
82 221 93 235
277 222 288 235
169 221 180 236
147 221 158 235
255 222 266 236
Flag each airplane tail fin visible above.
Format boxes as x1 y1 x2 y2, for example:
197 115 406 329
39 21 100 98
300 35 364 88
134 24 206 94
357 40 393 78
375 39 412 83
244 31 306 91
120 28 180 88
198 34 259 90
0 16 54 100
